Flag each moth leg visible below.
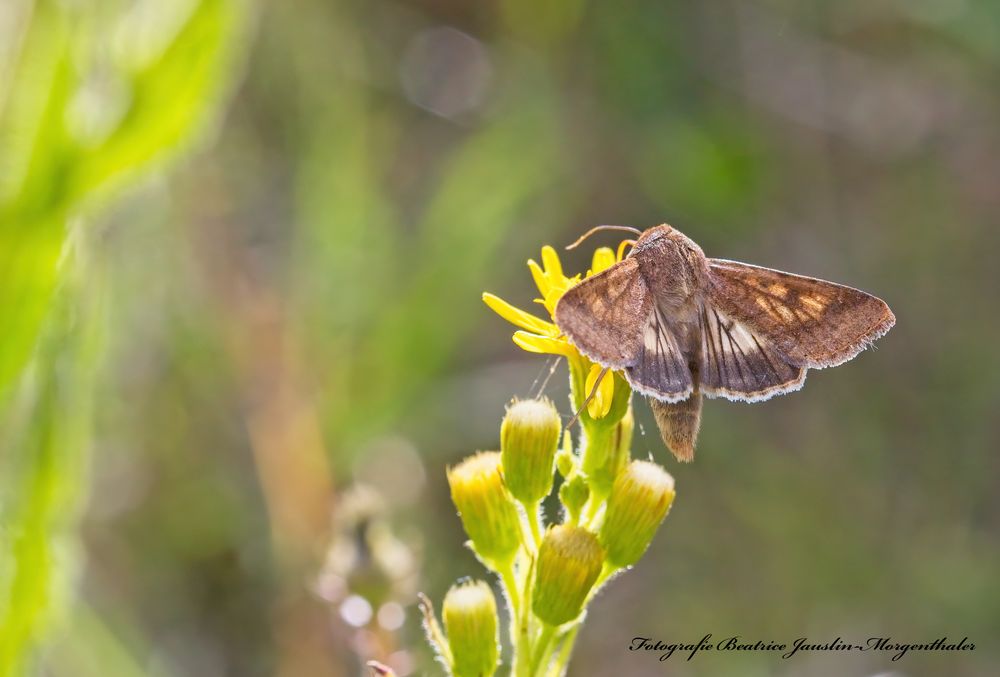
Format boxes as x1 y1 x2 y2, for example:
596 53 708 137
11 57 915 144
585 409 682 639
564 367 609 431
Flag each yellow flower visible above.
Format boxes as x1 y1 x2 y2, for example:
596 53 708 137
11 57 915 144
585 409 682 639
483 243 628 420
482 244 619 357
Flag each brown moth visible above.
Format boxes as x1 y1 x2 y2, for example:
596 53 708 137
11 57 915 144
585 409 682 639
554 224 895 462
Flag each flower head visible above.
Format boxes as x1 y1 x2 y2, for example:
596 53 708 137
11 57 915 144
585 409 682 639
443 580 500 677
447 452 522 565
599 460 676 568
532 525 604 626
500 398 561 505
483 243 629 421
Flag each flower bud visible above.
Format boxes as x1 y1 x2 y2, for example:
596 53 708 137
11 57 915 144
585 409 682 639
599 460 675 568
532 525 604 626
500 398 561 504
443 580 500 677
448 452 521 565
555 446 575 479
558 474 589 523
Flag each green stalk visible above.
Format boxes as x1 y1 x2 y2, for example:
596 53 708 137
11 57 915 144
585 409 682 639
529 624 557 675
525 500 543 548
512 557 535 677
547 623 581 677
498 560 521 622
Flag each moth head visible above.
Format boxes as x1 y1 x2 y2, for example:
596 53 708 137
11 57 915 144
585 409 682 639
633 224 704 260
633 224 673 248
631 225 709 300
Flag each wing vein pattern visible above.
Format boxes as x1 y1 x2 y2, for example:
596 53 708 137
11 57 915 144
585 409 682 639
708 259 895 368
624 305 693 402
698 303 805 402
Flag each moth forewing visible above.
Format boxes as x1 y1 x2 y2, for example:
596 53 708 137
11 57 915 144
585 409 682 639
707 259 896 369
553 257 651 369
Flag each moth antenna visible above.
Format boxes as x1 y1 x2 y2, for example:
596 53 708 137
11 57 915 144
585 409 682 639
566 225 643 250
564 367 609 431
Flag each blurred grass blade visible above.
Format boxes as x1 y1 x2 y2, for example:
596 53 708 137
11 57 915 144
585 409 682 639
0 248 106 677
0 0 250 403
0 0 251 673
73 0 249 203
0 0 76 404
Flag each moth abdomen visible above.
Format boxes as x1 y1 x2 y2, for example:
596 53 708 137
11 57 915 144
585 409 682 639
649 389 703 463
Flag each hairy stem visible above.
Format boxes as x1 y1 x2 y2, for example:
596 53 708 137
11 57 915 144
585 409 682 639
530 624 557 675
547 623 581 677
526 500 543 548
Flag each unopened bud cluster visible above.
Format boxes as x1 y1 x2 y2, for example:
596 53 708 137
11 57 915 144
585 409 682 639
427 393 678 675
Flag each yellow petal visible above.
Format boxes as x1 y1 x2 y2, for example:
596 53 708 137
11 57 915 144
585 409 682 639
540 245 564 280
542 273 582 314
513 331 578 357
590 247 616 275
483 293 557 335
527 259 548 297
585 364 614 419
541 288 564 316
616 239 636 262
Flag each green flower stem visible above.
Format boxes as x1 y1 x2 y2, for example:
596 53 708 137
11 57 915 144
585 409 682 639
512 557 535 677
547 623 581 677
582 494 602 528
580 424 614 478
498 560 520 627
529 624 557 675
525 500 543 549
499 558 529 677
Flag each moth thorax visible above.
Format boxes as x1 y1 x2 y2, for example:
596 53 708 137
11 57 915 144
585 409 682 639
637 238 706 311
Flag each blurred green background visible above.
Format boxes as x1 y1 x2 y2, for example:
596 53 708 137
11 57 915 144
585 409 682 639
1 0 998 675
